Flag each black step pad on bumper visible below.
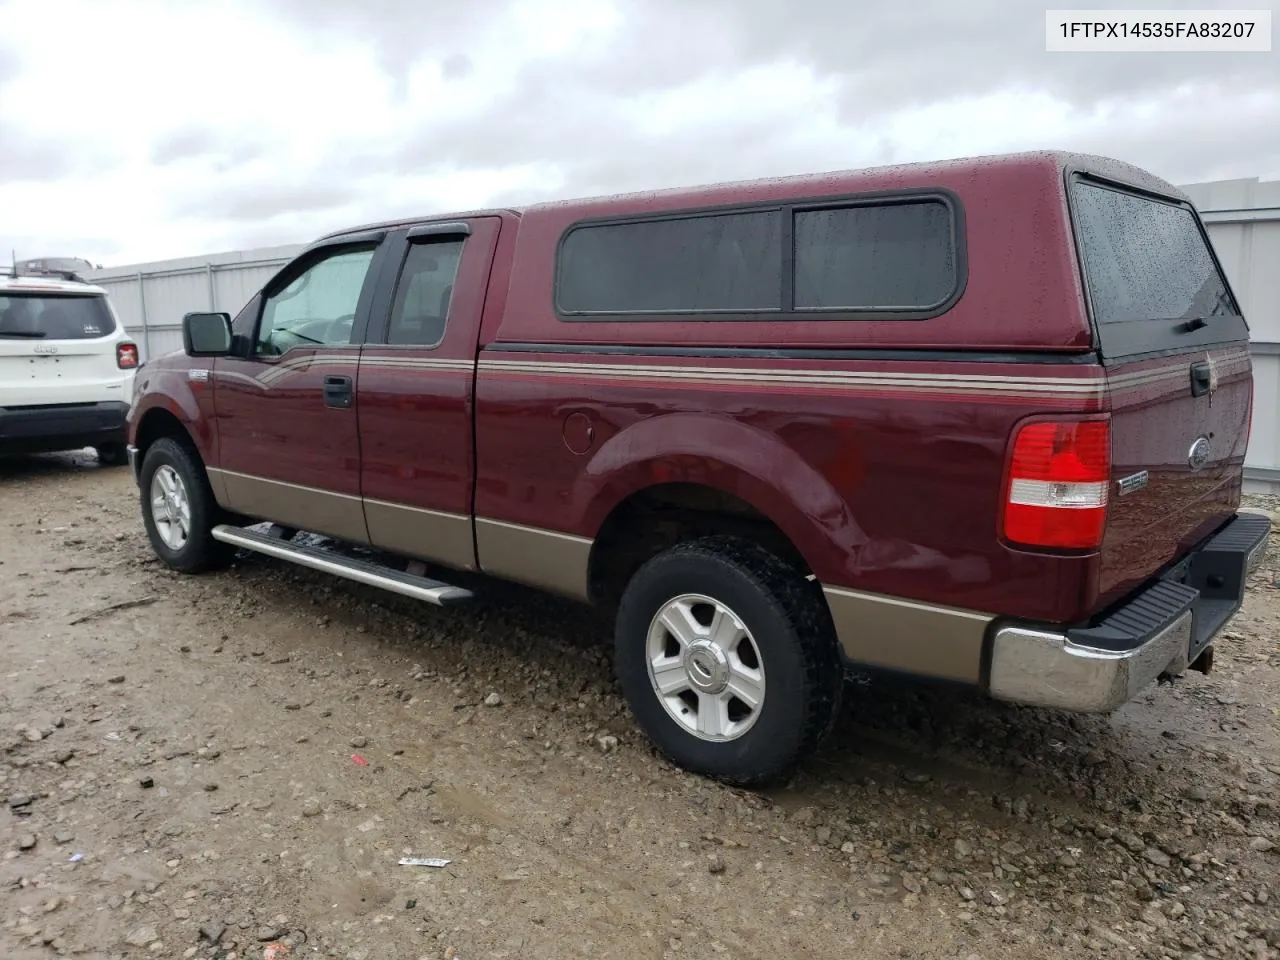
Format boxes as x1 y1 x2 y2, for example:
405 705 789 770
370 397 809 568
1067 580 1199 653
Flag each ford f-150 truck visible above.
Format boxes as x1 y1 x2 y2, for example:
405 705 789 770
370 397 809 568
126 150 1269 784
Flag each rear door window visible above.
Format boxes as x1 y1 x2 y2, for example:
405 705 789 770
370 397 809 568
0 294 116 340
1070 180 1248 358
387 239 466 346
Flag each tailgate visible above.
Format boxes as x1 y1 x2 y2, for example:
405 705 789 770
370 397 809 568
1068 176 1254 606
1100 345 1252 602
0 339 130 406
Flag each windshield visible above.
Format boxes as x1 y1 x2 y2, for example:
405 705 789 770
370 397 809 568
0 293 116 340
1071 180 1248 358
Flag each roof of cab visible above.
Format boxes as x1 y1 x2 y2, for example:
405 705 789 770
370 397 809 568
316 150 1184 245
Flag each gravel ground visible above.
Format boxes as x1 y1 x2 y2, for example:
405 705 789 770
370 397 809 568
1 452 1278 960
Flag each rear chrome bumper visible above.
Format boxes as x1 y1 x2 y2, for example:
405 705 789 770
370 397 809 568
990 613 1193 712
989 511 1270 713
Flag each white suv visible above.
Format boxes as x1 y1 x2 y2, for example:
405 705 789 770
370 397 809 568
0 264 138 465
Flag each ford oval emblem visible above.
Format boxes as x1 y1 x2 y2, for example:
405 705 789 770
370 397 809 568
1188 436 1211 471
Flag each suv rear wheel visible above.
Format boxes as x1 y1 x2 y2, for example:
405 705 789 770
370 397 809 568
139 438 235 573
614 536 842 785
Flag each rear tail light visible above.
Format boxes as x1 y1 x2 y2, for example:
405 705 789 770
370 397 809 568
1002 417 1111 550
117 342 139 369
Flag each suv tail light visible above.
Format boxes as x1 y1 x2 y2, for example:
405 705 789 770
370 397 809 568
117 342 139 369
1002 417 1111 550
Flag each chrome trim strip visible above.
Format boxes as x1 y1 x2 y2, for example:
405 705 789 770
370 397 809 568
210 525 470 606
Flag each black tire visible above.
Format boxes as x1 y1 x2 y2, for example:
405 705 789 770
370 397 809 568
139 437 235 573
614 536 842 785
95 443 128 467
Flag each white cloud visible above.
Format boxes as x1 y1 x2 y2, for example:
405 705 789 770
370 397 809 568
0 0 1276 267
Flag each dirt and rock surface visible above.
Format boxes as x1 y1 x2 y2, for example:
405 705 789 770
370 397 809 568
2 452 1278 960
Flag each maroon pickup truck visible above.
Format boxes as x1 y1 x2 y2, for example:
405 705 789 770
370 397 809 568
127 150 1269 784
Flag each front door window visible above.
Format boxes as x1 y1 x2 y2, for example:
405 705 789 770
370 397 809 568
256 247 376 356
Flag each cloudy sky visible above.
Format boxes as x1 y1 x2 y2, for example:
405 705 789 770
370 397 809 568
1 0 1277 267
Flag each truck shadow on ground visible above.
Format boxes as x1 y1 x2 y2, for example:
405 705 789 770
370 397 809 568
219 546 1188 822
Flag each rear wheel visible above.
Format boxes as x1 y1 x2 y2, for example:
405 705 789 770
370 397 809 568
95 443 128 467
614 536 842 785
139 438 235 573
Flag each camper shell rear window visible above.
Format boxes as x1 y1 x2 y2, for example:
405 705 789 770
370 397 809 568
1069 177 1248 359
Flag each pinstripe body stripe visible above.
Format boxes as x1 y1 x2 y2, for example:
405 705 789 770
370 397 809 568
207 345 1251 402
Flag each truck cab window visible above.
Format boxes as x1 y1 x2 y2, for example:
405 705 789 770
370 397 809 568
387 239 465 347
256 246 376 356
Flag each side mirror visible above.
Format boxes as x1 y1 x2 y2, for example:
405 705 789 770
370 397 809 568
182 311 233 357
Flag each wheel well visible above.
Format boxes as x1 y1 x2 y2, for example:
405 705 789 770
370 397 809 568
134 408 197 463
588 483 810 608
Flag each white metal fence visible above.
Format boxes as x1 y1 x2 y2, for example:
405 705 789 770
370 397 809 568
1181 178 1280 491
87 244 303 361
85 177 1280 488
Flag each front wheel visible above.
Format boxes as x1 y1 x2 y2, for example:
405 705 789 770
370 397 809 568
614 536 843 785
139 438 235 573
